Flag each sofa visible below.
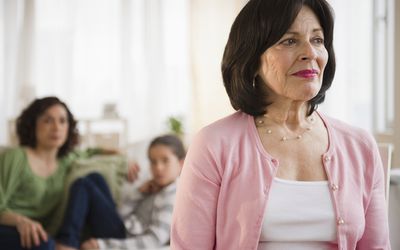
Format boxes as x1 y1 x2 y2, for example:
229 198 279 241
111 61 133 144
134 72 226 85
0 140 171 250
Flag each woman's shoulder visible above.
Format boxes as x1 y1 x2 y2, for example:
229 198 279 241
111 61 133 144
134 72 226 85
0 147 28 174
187 112 253 162
321 113 376 148
198 111 250 138
0 146 26 159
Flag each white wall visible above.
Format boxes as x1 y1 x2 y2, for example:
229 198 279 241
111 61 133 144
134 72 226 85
189 0 247 134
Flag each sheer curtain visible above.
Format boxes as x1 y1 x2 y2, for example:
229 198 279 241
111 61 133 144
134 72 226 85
0 0 190 144
0 0 30 144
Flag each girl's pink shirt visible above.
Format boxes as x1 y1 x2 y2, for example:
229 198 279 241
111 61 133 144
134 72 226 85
171 111 390 250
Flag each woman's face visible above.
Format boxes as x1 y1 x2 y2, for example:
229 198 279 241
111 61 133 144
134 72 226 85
35 104 69 150
258 6 328 102
149 144 182 187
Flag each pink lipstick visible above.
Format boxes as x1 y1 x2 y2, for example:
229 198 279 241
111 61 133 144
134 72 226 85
292 69 319 79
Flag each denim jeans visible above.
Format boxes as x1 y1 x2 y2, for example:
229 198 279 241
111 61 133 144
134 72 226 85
56 172 125 248
0 225 55 250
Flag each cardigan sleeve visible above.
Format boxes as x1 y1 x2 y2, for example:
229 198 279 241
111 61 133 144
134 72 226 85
170 129 223 250
0 148 26 215
356 141 391 249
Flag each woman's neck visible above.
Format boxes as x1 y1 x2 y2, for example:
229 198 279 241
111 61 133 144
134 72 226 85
29 146 59 162
264 102 310 128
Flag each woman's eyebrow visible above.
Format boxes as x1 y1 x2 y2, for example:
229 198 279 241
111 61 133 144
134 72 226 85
284 28 324 35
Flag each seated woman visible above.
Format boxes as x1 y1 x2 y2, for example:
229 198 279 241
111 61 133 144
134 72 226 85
56 134 185 250
0 96 124 250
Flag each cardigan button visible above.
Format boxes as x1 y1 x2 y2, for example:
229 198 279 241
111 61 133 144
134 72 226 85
324 156 331 162
263 186 269 194
331 184 339 191
337 218 345 225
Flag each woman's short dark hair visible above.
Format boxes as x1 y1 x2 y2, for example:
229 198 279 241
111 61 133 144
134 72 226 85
16 96 79 158
221 0 335 116
148 134 186 160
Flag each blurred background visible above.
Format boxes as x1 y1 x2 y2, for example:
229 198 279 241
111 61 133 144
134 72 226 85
0 0 399 167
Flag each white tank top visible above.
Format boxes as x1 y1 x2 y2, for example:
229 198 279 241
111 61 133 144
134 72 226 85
258 177 337 250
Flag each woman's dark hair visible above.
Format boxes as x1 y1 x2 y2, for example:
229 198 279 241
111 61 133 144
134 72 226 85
16 96 79 158
221 0 335 116
148 134 186 160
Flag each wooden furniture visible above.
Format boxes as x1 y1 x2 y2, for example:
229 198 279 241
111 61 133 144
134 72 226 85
378 143 393 203
78 118 128 150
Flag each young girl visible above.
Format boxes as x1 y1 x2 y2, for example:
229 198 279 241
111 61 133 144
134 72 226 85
56 134 185 250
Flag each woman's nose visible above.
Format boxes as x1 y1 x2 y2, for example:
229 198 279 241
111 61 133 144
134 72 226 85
299 42 317 61
52 121 62 130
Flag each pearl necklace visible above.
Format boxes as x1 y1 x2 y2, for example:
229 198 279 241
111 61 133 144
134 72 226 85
256 114 316 142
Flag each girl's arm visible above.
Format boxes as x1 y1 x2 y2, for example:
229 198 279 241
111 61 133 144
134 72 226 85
96 184 177 249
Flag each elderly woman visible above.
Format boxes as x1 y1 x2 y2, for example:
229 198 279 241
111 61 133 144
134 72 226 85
0 97 128 250
171 0 390 249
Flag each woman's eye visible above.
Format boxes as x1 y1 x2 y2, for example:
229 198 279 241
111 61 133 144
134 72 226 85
313 37 324 44
42 117 52 123
59 117 67 124
281 38 296 46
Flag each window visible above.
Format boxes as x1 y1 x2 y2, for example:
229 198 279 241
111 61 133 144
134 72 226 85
372 0 399 167
373 0 394 136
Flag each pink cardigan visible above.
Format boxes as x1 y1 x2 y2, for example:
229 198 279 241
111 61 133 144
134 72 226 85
171 111 390 250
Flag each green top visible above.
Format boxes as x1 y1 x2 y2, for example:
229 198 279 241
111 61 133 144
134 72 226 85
0 147 99 231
